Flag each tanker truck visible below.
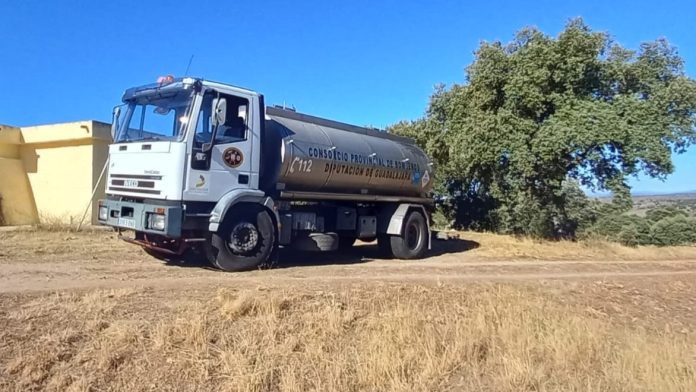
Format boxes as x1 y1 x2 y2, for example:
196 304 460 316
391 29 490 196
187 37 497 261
97 76 434 271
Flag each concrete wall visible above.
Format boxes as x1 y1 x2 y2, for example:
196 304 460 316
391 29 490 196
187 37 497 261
0 121 111 226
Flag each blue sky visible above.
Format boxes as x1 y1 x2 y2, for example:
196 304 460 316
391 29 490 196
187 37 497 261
1 0 694 194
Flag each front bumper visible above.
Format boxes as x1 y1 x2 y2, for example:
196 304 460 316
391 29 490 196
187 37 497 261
97 198 183 238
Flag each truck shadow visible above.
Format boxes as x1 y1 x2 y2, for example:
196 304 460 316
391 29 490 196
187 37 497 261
158 236 479 270
275 237 480 269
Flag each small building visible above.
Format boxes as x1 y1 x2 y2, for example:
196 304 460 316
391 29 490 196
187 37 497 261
0 121 111 226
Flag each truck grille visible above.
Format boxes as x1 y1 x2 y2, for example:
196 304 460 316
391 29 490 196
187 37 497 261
108 174 162 195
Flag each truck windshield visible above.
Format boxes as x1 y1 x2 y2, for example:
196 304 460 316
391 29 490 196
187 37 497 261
115 90 194 143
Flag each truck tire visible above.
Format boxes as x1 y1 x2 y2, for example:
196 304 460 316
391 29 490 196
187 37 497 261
388 210 428 259
293 232 339 252
206 208 275 272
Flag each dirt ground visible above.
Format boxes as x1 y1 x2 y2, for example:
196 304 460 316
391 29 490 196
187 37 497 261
1 228 696 294
1 228 696 391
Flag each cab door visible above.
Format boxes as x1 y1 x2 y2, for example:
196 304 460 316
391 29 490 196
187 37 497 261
184 90 259 202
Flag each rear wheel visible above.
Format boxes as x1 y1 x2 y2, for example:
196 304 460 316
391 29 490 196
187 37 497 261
206 208 275 272
382 210 428 259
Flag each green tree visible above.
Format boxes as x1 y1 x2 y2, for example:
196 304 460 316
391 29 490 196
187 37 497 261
392 18 696 238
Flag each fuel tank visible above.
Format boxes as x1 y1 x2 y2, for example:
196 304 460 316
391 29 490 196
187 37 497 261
260 107 433 198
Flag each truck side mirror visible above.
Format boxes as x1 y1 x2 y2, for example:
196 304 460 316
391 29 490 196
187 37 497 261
212 97 227 127
110 106 121 140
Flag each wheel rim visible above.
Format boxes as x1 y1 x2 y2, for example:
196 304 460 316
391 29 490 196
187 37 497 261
228 222 259 254
406 221 422 251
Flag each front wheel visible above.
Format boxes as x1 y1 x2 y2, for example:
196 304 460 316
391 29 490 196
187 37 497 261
206 208 275 272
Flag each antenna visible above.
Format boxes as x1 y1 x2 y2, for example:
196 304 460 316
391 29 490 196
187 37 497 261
184 55 194 76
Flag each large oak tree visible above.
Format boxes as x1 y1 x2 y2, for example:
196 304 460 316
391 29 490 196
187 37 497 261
392 19 696 237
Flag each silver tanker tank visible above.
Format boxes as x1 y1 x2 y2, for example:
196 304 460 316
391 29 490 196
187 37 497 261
260 106 433 199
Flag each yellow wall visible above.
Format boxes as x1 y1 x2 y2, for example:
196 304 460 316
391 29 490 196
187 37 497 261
0 124 39 225
21 140 95 224
0 121 111 226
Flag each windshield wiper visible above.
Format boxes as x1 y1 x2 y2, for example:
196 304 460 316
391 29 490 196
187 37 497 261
138 136 162 141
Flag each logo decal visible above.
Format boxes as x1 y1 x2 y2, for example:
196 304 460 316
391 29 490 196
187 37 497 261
195 175 206 188
124 179 139 188
223 147 244 168
411 171 421 185
191 173 209 194
421 170 430 188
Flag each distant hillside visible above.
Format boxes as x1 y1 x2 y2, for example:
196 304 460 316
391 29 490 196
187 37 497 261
592 191 696 200
630 192 696 216
590 192 696 215
632 191 696 198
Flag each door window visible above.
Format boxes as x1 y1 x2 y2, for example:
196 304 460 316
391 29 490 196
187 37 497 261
194 92 249 147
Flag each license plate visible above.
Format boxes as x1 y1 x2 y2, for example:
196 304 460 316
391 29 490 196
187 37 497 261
117 218 136 229
124 179 139 187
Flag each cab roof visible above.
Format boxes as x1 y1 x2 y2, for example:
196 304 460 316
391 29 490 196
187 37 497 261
122 77 258 101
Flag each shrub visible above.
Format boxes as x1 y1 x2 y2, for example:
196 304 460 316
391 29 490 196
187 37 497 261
617 218 653 246
650 216 696 246
645 206 688 222
582 213 653 246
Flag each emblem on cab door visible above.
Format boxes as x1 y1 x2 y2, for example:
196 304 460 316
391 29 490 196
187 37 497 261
195 175 206 188
223 147 244 168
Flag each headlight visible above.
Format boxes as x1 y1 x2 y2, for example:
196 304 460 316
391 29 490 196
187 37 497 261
147 213 166 231
98 205 108 221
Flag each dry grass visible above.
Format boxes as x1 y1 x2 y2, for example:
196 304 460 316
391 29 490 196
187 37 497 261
2 226 695 391
0 227 132 264
453 230 696 261
33 213 82 232
0 211 108 233
1 284 694 392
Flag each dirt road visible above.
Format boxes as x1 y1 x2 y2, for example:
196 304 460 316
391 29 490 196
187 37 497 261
0 231 696 293
2 228 696 294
